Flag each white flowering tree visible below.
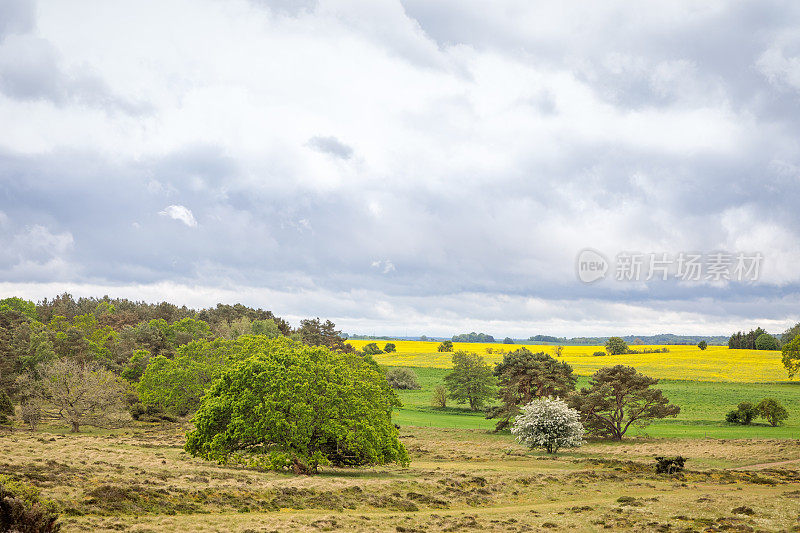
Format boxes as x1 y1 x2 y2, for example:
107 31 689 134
511 397 584 454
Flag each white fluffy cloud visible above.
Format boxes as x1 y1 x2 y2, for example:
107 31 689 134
159 205 198 228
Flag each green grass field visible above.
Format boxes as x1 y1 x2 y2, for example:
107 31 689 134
390 366 800 439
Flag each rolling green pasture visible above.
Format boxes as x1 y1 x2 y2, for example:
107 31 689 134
390 366 800 439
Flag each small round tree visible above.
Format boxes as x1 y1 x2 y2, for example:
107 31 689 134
605 337 629 355
437 341 454 352
697 341 707 350
22 360 127 433
511 397 584 454
431 385 447 408
756 398 789 427
384 343 396 353
443 351 496 411
755 333 779 351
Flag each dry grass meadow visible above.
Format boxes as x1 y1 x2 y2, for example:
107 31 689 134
5 341 800 531
3 423 800 532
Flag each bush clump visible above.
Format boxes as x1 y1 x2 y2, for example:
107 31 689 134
726 402 758 425
385 368 420 390
431 385 447 408
0 475 61 532
626 347 669 354
437 341 454 352
725 398 789 426
655 456 685 474
128 402 178 423
362 342 383 355
21 399 42 431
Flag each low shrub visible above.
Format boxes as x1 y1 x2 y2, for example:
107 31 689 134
431 385 447 408
386 368 421 390
21 399 42 431
592 351 606 357
655 456 685 474
626 347 670 354
726 402 758 425
0 475 61 532
129 402 177 423
362 342 383 355
616 496 642 506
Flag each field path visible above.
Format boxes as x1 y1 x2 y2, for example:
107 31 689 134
733 458 800 470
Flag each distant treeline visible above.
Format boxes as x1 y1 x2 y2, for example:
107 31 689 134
349 332 733 346
452 332 496 343
347 334 403 341
528 334 729 346
33 293 292 334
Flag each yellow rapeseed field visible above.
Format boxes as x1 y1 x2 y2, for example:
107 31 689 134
347 339 793 383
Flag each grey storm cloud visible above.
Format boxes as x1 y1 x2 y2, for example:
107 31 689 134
0 0 798 335
307 135 354 160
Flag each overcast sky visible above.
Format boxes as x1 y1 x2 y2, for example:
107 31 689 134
1 0 799 337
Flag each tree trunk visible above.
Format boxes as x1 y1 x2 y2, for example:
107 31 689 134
71 421 80 433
